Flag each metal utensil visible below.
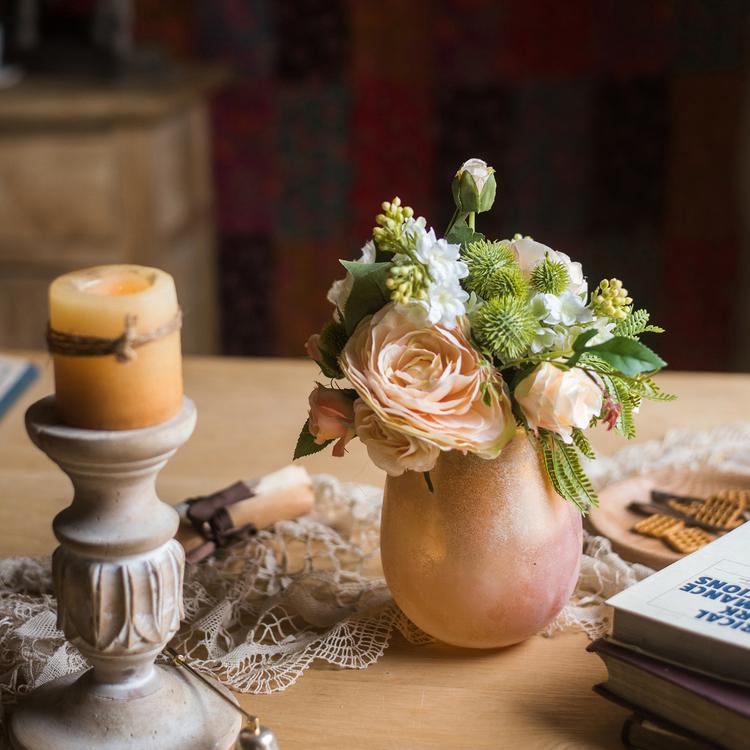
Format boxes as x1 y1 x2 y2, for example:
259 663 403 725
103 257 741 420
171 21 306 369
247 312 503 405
165 647 280 750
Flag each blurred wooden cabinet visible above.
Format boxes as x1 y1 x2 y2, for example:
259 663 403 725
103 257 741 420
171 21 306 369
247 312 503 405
0 67 225 353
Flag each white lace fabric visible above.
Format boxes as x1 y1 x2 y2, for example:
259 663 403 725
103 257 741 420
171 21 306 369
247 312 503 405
1 423 749 702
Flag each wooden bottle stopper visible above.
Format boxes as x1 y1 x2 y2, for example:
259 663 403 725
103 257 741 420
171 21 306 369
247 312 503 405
176 465 314 563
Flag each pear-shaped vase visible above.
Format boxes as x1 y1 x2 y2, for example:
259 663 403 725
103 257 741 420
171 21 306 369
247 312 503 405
381 432 582 648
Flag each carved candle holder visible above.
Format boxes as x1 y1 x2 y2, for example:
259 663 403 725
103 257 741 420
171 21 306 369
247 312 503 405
9 396 241 750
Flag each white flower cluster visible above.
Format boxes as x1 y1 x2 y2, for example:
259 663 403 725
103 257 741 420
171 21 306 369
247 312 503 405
400 219 469 329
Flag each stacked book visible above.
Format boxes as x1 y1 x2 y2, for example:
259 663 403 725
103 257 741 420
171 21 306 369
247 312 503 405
589 521 750 749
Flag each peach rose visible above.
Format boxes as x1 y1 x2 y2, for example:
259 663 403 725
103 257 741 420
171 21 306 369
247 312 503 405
354 400 440 476
308 385 355 457
341 303 515 459
514 362 602 442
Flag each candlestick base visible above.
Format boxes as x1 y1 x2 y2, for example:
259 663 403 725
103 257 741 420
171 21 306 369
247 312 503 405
8 666 240 750
9 396 242 749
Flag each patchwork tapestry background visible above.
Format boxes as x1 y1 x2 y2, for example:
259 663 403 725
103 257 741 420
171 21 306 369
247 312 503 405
136 1 749 371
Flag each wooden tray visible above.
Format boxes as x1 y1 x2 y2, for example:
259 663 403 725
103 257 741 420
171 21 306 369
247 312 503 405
586 468 750 570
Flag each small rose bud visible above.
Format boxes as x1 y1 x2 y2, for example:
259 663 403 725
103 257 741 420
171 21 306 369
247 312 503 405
308 385 356 457
452 158 497 214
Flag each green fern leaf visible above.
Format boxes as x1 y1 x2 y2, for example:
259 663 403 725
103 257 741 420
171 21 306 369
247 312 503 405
614 309 665 339
638 376 678 402
571 428 596 459
535 432 599 514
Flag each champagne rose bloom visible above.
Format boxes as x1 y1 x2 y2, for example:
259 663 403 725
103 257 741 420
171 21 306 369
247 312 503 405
341 303 515 459
308 385 355 457
514 362 602 443
354 400 440 476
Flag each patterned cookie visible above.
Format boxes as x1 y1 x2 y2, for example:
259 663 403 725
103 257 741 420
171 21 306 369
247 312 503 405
666 498 703 516
715 488 750 509
664 526 716 554
633 514 684 538
693 494 745 529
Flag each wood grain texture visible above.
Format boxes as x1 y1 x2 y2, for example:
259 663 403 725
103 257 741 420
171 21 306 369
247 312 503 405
0 69 223 354
0 354 748 749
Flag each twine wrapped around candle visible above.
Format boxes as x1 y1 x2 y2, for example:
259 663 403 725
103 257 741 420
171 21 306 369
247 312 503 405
47 309 182 363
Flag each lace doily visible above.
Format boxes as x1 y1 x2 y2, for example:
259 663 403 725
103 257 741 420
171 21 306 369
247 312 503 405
1 423 749 704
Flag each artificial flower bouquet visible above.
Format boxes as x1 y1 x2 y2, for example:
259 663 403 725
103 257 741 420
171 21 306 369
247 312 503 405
295 158 673 512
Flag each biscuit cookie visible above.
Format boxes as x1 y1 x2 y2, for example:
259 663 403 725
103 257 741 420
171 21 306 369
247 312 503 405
664 526 716 554
633 514 684 538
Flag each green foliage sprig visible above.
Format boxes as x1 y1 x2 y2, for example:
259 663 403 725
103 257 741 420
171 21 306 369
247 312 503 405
535 430 598 514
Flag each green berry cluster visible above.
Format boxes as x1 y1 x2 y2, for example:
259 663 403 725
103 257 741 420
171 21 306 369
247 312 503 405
591 278 633 320
372 197 415 254
385 264 428 304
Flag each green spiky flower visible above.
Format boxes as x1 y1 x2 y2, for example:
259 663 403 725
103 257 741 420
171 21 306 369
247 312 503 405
591 278 633 321
462 239 516 298
531 254 570 295
473 296 537 361
372 197 415 254
484 264 527 299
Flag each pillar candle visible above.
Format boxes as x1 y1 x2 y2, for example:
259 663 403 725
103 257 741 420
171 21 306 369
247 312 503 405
49 265 183 430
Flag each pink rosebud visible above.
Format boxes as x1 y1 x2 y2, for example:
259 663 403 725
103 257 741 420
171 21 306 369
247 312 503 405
308 385 355 457
305 333 322 361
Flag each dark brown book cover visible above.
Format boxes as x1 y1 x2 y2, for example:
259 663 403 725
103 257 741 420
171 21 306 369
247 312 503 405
621 713 720 750
588 638 750 718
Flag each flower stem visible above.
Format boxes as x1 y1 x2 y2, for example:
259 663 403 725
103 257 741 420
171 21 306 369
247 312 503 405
468 212 476 231
444 207 460 236
499 349 573 370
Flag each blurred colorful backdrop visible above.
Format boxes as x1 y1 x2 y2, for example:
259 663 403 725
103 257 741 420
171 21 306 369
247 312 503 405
136 0 750 372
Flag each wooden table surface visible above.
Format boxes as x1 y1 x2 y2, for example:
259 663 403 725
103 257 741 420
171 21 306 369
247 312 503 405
1 353 749 749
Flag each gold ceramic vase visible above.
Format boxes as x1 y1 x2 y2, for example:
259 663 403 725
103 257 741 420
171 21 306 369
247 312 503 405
381 431 582 648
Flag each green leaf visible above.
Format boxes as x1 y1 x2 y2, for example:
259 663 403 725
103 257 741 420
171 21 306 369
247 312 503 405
573 329 599 352
566 329 599 368
340 261 392 335
293 419 332 460
584 336 666 377
445 221 485 248
423 471 434 493
571 428 596 459
477 174 497 213
316 354 343 379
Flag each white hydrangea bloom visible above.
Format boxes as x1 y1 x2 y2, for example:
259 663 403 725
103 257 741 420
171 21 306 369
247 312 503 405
412 225 468 284
419 280 470 328
398 221 469 329
530 326 566 354
531 291 592 327
588 316 616 346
